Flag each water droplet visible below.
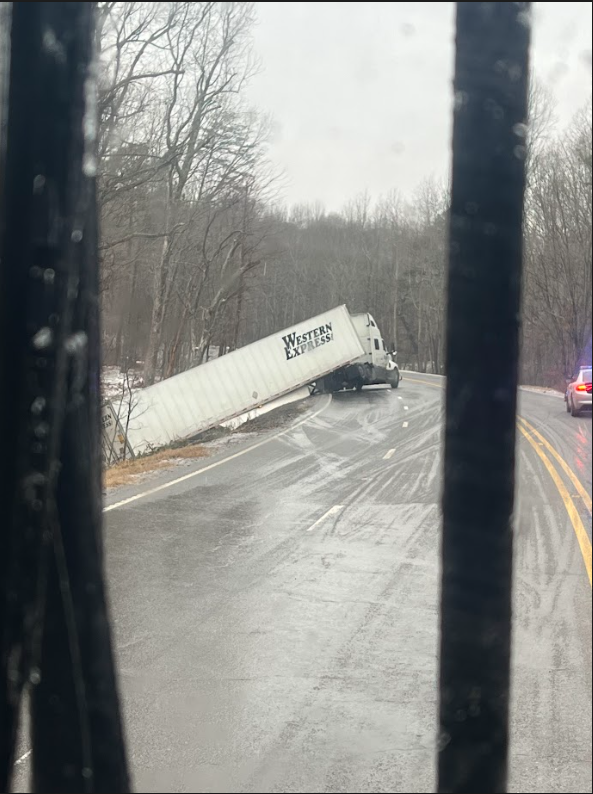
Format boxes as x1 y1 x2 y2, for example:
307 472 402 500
71 229 83 243
400 22 415 37
33 175 46 194
454 90 468 111
65 331 88 355
508 64 523 82
43 268 56 285
455 708 467 722
438 730 451 751
514 145 527 160
465 202 478 215
82 767 93 780
29 266 43 280
32 327 53 350
83 152 97 177
513 122 528 138
31 442 44 454
32 499 43 512
30 668 41 685
34 422 49 439
31 397 46 415
485 223 496 236
517 8 532 28
84 64 98 144
42 29 66 64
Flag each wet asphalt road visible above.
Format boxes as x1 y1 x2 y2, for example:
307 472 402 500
13 375 593 793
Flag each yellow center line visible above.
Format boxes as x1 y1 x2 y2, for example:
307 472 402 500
518 416 592 515
518 424 592 587
406 376 592 586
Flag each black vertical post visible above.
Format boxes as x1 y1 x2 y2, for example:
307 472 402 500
0 3 130 792
439 3 531 793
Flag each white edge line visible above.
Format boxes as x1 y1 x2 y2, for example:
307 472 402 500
15 749 31 765
306 504 343 531
104 395 332 513
383 448 396 460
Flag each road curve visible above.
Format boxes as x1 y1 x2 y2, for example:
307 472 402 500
12 376 592 793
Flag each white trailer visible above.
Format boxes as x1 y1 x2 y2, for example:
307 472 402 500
109 305 364 458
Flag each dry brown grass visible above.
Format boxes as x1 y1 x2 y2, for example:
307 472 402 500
104 443 209 489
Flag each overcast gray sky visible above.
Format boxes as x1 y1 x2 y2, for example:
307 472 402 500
245 2 593 211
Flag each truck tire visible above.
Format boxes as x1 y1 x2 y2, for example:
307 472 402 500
390 372 400 389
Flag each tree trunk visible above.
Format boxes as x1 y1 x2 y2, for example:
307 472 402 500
143 185 171 385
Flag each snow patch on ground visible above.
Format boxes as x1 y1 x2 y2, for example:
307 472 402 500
205 432 260 450
220 386 311 430
101 366 144 401
520 385 565 398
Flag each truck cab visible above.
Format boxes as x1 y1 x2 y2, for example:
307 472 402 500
323 312 400 391
350 313 391 372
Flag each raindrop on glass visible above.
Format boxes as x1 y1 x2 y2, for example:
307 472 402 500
42 29 65 63
33 174 46 194
65 331 88 355
517 8 532 29
512 123 528 138
31 397 46 415
34 422 49 439
454 90 468 111
83 152 97 177
437 730 451 752
32 327 53 350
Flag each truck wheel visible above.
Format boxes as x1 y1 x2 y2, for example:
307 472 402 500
390 372 400 389
355 380 363 392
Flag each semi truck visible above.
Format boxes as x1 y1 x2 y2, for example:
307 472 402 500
104 305 365 460
318 312 401 392
102 306 400 462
